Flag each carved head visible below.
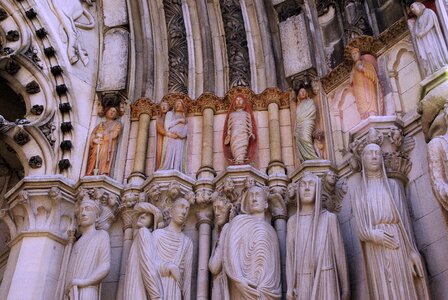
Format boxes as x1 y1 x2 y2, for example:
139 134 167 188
410 2 425 17
299 173 318 205
234 94 246 109
242 185 268 215
297 87 309 101
170 197 190 226
134 202 162 230
223 177 235 191
324 170 337 186
78 199 101 227
174 99 186 113
160 100 170 114
287 183 297 199
168 181 181 200
212 192 232 226
244 176 255 190
104 107 119 120
362 143 382 174
349 47 361 62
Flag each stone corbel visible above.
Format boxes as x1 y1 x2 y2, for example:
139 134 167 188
195 188 213 227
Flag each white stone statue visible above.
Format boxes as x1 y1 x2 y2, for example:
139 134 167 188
222 185 281 299
159 99 188 173
64 198 111 300
286 172 349 300
124 202 164 300
411 2 448 76
350 143 430 299
295 87 320 161
223 94 257 164
153 197 193 300
428 104 448 210
208 192 233 300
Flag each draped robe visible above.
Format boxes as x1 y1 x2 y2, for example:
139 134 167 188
65 230 110 300
159 112 187 172
209 224 230 300
223 214 281 299
295 98 319 161
153 228 193 300
226 110 253 164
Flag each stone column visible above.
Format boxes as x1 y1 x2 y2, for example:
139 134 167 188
0 178 76 300
267 100 286 176
197 103 216 181
129 99 153 185
195 202 213 300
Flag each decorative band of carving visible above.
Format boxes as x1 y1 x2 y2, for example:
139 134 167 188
131 97 155 119
272 215 288 222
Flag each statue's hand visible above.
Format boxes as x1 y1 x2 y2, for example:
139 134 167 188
161 263 181 283
371 229 399 249
409 251 424 278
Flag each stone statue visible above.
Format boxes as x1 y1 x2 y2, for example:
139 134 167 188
428 104 448 211
223 94 257 164
209 192 233 300
156 101 172 169
153 197 193 300
350 143 430 299
64 198 111 300
222 185 281 299
295 87 320 161
159 99 188 173
50 0 95 65
86 106 123 176
124 202 164 300
349 47 383 119
410 2 448 77
286 172 349 300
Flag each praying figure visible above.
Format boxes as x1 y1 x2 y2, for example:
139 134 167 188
223 94 257 164
124 202 164 300
286 172 349 300
349 47 384 119
410 2 448 77
153 197 193 300
64 198 111 300
159 99 188 173
86 105 123 176
295 87 320 161
222 185 281 299
350 143 430 299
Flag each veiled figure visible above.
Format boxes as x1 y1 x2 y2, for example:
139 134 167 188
223 94 257 164
64 199 111 300
286 172 349 300
295 87 320 161
351 144 430 300
159 99 188 173
411 2 448 76
349 47 383 119
124 202 164 300
86 106 122 176
153 198 193 300
222 186 281 299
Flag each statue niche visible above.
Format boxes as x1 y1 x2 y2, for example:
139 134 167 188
223 93 257 165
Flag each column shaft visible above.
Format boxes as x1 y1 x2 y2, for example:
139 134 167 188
132 113 151 176
196 221 212 300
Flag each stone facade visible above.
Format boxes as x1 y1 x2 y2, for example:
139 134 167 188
1 0 448 299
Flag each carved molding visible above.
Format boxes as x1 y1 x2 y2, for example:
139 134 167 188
130 97 156 119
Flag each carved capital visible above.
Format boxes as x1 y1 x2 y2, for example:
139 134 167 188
268 186 287 217
131 98 154 119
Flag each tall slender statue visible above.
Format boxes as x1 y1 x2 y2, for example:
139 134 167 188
223 94 257 164
349 47 383 119
209 193 233 300
86 106 123 176
222 185 281 299
286 172 349 300
410 2 448 76
153 197 193 300
124 202 164 300
159 99 188 173
350 143 430 299
64 198 111 300
295 87 320 161
156 101 172 169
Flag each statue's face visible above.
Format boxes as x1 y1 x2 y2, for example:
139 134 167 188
214 201 230 226
136 212 154 229
298 88 308 101
174 100 185 112
287 183 296 198
105 107 118 120
410 3 422 16
171 198 190 225
326 171 336 185
246 186 267 214
160 102 169 114
79 202 97 227
362 144 382 173
235 96 245 109
245 177 255 189
350 48 360 61
299 177 316 205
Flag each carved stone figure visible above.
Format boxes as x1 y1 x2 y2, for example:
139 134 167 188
159 99 188 173
349 47 383 119
86 106 122 176
209 192 233 300
223 94 257 164
153 197 193 299
64 198 111 300
295 87 320 161
222 185 281 299
50 0 95 65
428 104 448 211
156 101 171 169
286 172 349 300
410 2 448 76
124 202 164 300
350 143 430 299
